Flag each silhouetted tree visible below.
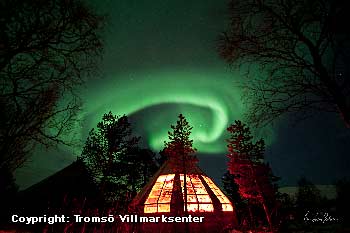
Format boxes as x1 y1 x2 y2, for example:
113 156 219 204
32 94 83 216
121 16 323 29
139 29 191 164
79 112 156 205
0 167 18 227
0 0 104 174
222 171 244 208
137 149 159 187
335 178 350 226
164 114 197 166
295 177 322 221
156 148 168 167
227 120 279 231
222 171 248 224
163 114 197 233
219 0 350 127
276 192 296 232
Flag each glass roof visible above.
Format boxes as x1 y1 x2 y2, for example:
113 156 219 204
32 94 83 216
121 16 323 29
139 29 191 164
144 174 175 213
144 174 234 213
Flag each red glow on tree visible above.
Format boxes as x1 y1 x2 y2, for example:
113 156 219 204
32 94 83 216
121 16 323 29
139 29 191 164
227 120 278 231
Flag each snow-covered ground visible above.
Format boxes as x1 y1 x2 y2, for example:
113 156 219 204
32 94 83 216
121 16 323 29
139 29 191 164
279 185 336 199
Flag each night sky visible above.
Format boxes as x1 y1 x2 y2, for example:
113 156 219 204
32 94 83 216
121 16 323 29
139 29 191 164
15 0 350 190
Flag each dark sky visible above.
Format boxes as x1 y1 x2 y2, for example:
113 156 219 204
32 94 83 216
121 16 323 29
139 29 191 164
15 0 350 189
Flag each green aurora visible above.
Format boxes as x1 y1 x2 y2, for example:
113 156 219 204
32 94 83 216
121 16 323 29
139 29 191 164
80 68 249 154
18 0 258 188
75 1 259 154
14 0 350 190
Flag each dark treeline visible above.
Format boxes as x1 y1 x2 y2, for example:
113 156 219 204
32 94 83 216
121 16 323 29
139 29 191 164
1 0 350 232
221 121 350 232
1 113 350 233
222 172 350 232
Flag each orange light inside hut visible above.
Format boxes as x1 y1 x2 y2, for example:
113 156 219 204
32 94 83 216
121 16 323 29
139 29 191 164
143 174 233 213
201 175 234 211
144 174 175 213
180 174 214 212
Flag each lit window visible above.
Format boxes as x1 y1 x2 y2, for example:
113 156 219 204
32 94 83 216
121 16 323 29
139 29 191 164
201 176 234 211
144 174 175 213
143 173 233 213
180 174 214 212
199 203 214 212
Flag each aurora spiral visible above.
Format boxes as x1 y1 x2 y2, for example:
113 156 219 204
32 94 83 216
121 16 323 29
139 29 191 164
80 68 249 154
13 0 350 190
74 0 257 154
14 0 277 189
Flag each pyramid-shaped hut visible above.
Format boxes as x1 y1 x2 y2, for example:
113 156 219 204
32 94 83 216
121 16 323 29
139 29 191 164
128 154 238 233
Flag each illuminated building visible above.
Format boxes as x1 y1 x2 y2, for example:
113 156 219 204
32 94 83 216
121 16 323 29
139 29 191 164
129 156 237 233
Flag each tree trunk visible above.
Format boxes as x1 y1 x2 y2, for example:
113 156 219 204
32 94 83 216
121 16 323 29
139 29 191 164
331 88 350 128
320 71 350 128
261 198 273 232
248 202 254 228
99 151 115 200
250 162 274 231
183 151 190 233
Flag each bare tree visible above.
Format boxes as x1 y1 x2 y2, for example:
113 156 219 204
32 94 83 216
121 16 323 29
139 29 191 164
219 0 350 127
0 0 104 172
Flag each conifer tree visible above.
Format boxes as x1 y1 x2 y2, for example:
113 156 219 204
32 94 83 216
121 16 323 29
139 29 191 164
295 177 322 221
164 114 197 218
164 114 197 167
227 120 278 231
222 171 248 223
79 112 156 205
